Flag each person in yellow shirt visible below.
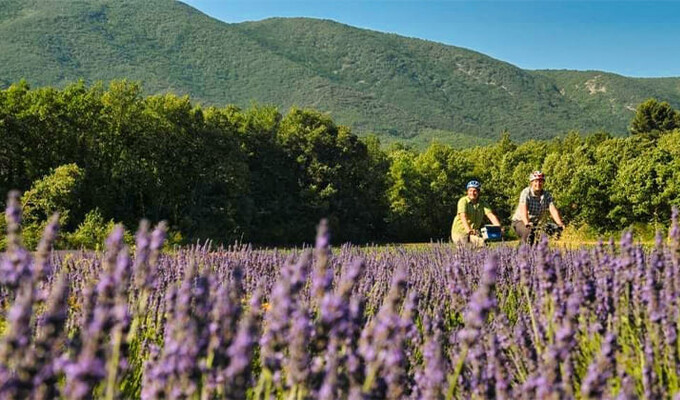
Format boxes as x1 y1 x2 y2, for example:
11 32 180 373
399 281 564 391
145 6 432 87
451 180 502 247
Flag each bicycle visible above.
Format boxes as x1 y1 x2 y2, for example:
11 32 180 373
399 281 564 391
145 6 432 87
526 222 563 245
480 224 504 244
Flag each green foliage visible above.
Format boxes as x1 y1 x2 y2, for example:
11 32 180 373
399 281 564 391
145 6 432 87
232 104 296 244
611 148 670 224
1 78 680 245
21 163 84 224
630 98 680 135
386 148 426 239
0 80 253 244
384 122 680 241
387 143 475 240
20 163 84 249
65 209 132 250
277 108 388 242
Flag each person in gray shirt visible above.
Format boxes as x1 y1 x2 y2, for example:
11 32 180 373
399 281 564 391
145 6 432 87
512 170 565 244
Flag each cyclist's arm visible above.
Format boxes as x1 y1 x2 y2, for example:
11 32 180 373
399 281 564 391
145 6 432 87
548 203 565 228
518 203 531 226
485 211 501 226
459 212 475 235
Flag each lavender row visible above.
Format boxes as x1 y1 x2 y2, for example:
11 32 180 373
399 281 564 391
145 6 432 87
1 193 680 398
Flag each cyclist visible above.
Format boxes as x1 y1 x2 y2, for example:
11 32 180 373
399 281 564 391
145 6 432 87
451 180 503 247
512 171 566 245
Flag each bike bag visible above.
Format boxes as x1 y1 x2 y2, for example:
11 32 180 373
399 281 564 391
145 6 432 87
481 225 502 242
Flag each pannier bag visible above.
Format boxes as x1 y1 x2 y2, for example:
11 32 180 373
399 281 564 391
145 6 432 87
481 225 502 242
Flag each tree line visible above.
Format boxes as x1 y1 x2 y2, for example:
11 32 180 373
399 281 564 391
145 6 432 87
1 81 679 248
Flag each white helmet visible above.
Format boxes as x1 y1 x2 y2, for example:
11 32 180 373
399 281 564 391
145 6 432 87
529 171 545 181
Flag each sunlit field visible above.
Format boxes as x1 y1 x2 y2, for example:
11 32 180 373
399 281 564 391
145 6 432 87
2 194 680 399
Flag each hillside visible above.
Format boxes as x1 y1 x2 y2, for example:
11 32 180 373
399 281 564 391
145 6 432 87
1 0 679 146
535 70 680 134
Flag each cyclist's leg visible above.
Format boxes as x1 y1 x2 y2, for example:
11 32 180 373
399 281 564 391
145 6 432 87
469 235 485 248
544 223 563 240
545 223 557 235
528 228 536 246
451 233 469 247
513 220 531 244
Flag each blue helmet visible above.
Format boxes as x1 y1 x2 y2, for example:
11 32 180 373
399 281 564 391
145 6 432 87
466 180 481 190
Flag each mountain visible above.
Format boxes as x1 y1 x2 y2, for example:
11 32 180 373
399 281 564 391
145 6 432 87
2 0 680 147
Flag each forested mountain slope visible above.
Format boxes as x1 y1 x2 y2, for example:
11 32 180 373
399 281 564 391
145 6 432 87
1 0 679 146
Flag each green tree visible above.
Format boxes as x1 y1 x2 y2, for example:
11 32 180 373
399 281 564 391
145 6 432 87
134 94 250 243
630 98 679 135
277 108 386 242
464 132 517 222
20 163 85 248
610 148 672 228
0 81 33 195
232 104 299 244
358 134 390 239
65 209 133 251
657 130 680 212
385 148 427 240
413 143 474 240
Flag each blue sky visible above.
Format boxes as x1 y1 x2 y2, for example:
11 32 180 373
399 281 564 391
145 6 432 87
180 1 680 78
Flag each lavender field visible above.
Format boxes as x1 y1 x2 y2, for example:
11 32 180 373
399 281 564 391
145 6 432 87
1 190 680 399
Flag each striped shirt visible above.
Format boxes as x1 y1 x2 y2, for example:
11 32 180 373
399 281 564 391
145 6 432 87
512 187 553 224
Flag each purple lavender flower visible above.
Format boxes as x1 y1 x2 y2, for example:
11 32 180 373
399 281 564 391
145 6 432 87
206 280 241 376
34 213 59 283
488 333 511 400
459 254 498 346
260 250 311 384
0 281 35 399
63 354 107 400
0 246 30 293
1 191 32 290
312 219 333 304
141 287 178 399
346 297 366 394
32 273 69 399
514 314 538 370
642 333 658 399
616 374 636 400
132 219 152 290
420 319 448 400
4 205 680 398
114 246 132 295
358 266 409 398
533 343 566 399
581 332 617 399
225 290 262 399
4 190 21 228
645 240 664 324
318 338 339 400
286 308 312 389
536 236 556 299
149 221 166 256
104 225 125 270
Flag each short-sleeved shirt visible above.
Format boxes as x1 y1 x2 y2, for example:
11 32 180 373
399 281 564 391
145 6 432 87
451 196 492 237
512 187 553 224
